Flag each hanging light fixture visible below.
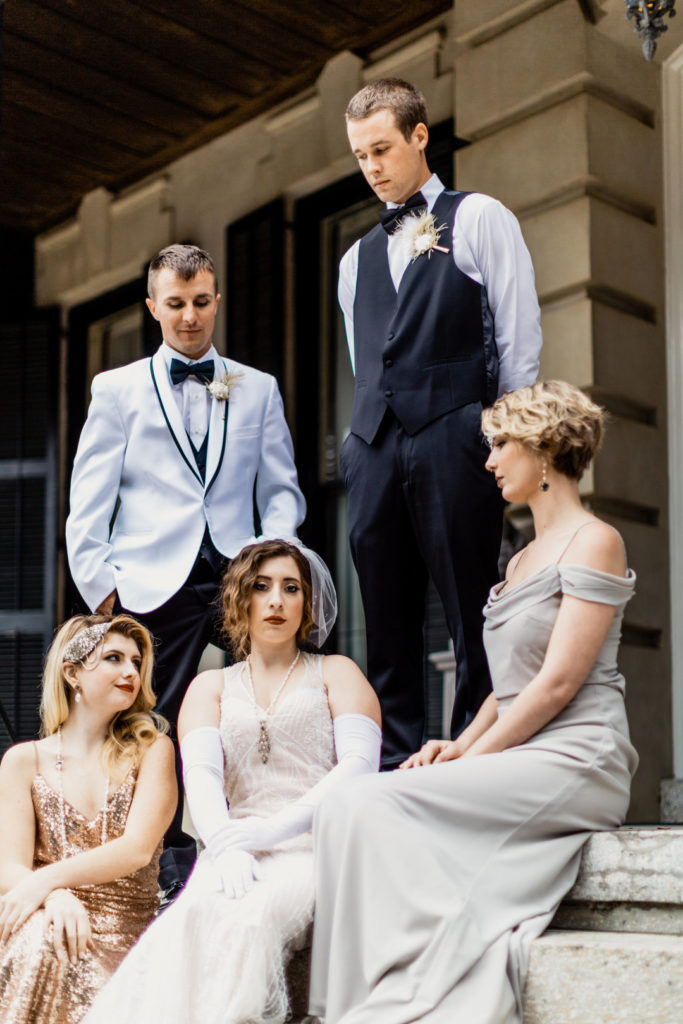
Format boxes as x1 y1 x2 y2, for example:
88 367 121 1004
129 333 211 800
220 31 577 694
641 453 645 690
625 0 677 60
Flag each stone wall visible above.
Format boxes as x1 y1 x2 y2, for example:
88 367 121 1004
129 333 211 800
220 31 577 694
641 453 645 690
453 0 671 819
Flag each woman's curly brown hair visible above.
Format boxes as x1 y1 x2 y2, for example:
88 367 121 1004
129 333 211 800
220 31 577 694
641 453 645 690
481 380 604 480
221 540 314 661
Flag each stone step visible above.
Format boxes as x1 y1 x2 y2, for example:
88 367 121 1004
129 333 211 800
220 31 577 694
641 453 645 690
292 828 683 1023
554 826 683 935
523 928 683 1024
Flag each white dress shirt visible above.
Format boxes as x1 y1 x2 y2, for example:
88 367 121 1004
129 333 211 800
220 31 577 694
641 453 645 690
160 342 219 446
338 174 542 396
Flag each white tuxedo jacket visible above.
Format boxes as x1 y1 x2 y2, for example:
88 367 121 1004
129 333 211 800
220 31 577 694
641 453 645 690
66 346 306 613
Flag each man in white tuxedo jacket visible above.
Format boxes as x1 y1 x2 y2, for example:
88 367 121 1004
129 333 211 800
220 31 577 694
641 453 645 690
66 244 305 898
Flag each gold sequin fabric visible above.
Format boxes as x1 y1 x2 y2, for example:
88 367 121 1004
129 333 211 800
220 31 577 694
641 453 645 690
0 771 161 1024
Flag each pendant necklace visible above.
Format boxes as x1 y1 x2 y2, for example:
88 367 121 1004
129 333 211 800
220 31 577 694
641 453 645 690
55 726 110 856
243 649 301 764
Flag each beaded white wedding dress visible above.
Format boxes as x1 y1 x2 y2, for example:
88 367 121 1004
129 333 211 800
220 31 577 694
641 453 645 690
85 652 336 1024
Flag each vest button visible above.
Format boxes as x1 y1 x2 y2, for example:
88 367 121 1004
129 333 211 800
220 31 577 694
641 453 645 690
384 389 393 398
387 332 395 340
384 358 393 367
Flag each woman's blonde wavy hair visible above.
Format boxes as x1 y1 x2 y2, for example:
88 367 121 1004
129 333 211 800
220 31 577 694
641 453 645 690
221 540 314 661
481 380 604 480
40 614 167 776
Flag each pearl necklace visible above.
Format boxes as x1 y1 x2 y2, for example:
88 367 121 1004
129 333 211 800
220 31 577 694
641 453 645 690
55 726 110 854
243 649 301 764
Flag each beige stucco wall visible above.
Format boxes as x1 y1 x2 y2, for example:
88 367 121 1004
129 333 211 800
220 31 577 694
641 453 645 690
36 0 679 820
454 0 671 819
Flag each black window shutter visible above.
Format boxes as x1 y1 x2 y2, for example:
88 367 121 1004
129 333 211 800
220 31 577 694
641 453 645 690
226 198 285 383
0 311 59 753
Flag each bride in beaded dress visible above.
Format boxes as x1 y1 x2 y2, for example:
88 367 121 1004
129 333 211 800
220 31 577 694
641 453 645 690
0 614 176 1024
85 539 381 1024
309 382 639 1024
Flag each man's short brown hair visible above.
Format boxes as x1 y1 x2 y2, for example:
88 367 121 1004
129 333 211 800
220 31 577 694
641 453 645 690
345 78 429 141
147 244 218 299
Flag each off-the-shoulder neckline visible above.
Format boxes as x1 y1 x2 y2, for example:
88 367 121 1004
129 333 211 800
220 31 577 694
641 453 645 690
493 562 634 601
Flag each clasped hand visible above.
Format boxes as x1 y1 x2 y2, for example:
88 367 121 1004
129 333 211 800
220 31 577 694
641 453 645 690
208 816 285 899
399 738 466 770
0 874 92 965
0 870 54 944
44 889 93 965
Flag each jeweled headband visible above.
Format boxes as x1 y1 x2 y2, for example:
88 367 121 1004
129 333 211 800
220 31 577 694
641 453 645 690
62 622 112 664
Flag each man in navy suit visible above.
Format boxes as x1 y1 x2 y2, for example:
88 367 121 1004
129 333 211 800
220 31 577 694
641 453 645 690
339 79 542 767
67 244 305 895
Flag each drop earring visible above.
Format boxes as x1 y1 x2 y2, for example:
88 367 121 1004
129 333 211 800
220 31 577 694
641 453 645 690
74 684 82 704
540 463 549 492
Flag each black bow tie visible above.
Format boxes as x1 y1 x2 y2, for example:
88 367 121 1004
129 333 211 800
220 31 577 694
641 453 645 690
379 191 428 235
170 358 214 387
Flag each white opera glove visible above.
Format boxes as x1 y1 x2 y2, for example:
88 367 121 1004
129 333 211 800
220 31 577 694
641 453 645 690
180 726 231 852
181 727 261 900
209 849 263 900
226 713 382 853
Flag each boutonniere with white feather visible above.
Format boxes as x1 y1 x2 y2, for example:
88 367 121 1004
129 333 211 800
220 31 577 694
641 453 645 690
206 372 242 419
395 210 450 262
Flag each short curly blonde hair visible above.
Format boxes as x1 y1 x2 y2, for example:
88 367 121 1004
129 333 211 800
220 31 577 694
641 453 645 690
481 380 604 480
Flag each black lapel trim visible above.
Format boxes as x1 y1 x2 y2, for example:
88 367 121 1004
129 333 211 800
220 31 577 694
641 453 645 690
205 359 230 496
149 359 204 486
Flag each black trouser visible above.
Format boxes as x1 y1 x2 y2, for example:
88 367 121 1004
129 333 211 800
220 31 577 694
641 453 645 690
341 404 503 768
118 555 227 888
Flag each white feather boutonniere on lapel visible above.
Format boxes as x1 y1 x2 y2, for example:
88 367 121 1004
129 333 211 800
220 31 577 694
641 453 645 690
206 372 242 419
394 210 450 262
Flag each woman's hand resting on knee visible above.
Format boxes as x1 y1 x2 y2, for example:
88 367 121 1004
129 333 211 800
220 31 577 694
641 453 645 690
44 889 93 965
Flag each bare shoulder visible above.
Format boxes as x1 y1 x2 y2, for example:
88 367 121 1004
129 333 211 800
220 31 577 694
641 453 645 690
322 655 381 724
0 740 38 784
186 668 225 700
321 654 367 685
566 519 626 576
139 733 174 768
135 734 175 786
178 668 226 735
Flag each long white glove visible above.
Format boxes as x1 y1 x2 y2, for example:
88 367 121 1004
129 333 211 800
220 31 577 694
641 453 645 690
180 726 261 898
222 713 382 853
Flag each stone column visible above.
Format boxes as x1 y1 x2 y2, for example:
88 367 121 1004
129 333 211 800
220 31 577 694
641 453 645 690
452 0 669 820
661 43 683 822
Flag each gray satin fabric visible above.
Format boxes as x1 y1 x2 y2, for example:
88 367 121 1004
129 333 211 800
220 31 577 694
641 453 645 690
310 564 638 1024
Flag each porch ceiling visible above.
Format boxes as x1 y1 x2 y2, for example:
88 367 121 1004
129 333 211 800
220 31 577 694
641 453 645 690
0 0 451 235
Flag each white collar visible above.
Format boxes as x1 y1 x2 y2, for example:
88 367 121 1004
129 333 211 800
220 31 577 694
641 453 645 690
160 342 219 367
385 173 444 212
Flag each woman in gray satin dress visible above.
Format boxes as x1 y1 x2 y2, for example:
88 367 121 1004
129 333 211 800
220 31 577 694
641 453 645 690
309 381 638 1024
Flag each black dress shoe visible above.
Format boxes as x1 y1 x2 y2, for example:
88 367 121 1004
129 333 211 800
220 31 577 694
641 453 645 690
156 879 186 915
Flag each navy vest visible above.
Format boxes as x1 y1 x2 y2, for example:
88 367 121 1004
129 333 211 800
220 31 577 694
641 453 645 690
351 190 498 445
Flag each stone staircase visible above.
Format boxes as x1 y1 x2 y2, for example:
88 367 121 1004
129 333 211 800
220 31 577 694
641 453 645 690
289 827 683 1023
523 826 683 1023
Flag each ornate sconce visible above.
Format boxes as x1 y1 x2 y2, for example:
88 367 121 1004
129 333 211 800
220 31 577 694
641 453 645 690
626 0 677 60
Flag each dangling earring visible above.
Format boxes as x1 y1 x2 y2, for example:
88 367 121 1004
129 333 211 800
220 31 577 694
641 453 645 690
540 463 549 492
74 684 82 704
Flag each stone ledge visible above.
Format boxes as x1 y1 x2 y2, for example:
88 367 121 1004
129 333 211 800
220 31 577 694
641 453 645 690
524 929 683 1024
554 900 683 935
568 826 683 905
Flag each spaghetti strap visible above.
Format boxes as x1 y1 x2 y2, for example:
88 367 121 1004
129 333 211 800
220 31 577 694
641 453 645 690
32 740 39 775
556 520 599 564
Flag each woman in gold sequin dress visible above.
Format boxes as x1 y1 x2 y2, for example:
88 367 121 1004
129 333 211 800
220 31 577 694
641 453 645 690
0 614 176 1024
85 540 381 1024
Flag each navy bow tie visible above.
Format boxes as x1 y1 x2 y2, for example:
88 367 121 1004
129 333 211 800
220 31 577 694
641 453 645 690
379 191 428 235
170 358 214 387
